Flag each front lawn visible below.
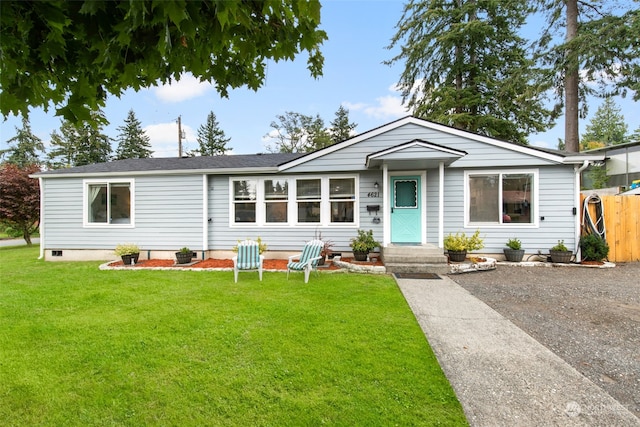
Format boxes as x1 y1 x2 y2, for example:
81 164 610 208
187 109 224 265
0 246 467 426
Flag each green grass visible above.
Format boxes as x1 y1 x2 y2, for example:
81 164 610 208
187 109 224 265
0 246 467 426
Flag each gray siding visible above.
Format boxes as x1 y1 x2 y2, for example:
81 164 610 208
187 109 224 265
285 123 558 173
207 172 384 253
43 175 204 251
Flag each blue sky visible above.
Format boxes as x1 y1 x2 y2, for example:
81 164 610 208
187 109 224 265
1 0 638 158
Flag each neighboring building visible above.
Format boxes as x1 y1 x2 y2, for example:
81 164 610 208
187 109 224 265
32 117 604 265
582 141 640 190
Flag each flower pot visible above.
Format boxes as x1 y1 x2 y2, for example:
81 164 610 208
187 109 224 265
353 251 368 261
447 250 467 262
121 253 139 265
175 252 193 264
504 248 524 262
549 250 572 263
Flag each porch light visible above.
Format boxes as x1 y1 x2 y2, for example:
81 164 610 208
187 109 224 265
374 182 379 189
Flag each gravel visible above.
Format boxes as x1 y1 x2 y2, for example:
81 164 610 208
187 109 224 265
449 262 640 420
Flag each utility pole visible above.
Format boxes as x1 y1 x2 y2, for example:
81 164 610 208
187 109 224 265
177 115 183 157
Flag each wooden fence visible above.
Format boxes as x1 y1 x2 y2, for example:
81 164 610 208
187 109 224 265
581 194 640 262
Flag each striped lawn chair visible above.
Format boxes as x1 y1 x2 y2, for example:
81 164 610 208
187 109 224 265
287 239 324 283
233 240 264 282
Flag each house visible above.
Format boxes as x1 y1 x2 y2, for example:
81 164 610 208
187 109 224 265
582 141 640 190
32 116 604 269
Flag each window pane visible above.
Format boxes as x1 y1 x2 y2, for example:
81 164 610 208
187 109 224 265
110 183 131 224
331 201 354 222
234 203 256 222
394 180 417 208
297 179 321 199
298 201 320 222
265 179 288 200
330 178 355 199
88 184 108 223
469 175 499 222
502 174 533 224
234 180 256 200
266 202 287 223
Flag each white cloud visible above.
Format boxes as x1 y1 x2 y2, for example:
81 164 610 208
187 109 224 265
344 85 409 120
144 122 197 158
154 74 213 103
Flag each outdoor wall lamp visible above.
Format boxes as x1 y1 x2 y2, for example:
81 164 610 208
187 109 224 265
374 182 379 189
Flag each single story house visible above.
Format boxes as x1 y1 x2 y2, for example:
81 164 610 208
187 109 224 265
32 116 604 267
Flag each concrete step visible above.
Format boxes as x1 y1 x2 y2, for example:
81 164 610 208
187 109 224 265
383 254 448 264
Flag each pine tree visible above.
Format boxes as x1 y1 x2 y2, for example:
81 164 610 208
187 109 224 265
386 0 554 144
2 117 45 167
47 111 112 168
192 111 231 156
115 110 153 160
329 106 357 144
307 114 332 151
580 98 629 150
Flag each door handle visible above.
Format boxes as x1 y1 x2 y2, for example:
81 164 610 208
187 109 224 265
391 207 394 213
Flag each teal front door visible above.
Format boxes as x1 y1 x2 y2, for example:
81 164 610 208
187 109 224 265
390 176 422 243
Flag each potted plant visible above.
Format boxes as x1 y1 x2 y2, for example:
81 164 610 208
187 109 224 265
549 240 572 263
232 237 268 255
579 234 609 263
443 230 484 262
349 229 380 261
175 246 194 264
314 230 335 266
504 238 525 262
114 243 140 265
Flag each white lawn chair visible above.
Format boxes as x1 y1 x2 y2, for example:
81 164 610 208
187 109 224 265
232 240 264 282
287 239 324 283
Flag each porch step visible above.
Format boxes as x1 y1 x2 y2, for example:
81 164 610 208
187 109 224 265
382 244 449 274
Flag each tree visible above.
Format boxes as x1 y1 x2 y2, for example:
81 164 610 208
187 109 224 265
2 117 45 167
0 163 40 245
534 1 639 152
306 114 332 151
115 110 153 160
329 106 357 144
265 112 314 153
47 111 112 168
580 98 629 150
386 0 554 144
191 111 231 156
0 1 326 123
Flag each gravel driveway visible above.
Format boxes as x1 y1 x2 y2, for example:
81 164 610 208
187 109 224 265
449 262 640 420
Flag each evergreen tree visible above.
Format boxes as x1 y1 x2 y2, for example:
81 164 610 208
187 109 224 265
307 114 332 151
580 98 629 150
47 111 112 168
329 106 357 144
630 125 640 143
2 117 45 167
192 111 231 156
115 110 153 159
386 0 554 144
265 112 313 153
534 1 639 152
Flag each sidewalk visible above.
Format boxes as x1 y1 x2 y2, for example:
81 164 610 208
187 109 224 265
395 275 639 427
0 238 39 247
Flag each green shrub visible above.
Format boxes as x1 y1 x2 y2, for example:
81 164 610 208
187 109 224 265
443 229 484 252
505 238 521 250
580 234 609 261
550 240 568 252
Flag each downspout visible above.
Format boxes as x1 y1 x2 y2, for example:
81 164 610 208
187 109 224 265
438 161 444 248
202 174 208 260
574 160 590 262
38 177 45 259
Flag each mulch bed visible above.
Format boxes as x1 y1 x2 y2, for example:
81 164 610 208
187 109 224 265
108 257 383 270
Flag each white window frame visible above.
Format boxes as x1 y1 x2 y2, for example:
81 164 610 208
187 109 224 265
229 175 359 227
464 169 539 228
83 179 135 228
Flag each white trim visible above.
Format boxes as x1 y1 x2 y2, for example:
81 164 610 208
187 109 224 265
438 161 444 248
463 169 539 228
388 170 427 244
202 174 208 251
34 167 281 179
228 175 359 227
382 164 389 246
38 177 45 260
82 179 135 228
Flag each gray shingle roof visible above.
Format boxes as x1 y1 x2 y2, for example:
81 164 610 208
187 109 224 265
35 153 307 176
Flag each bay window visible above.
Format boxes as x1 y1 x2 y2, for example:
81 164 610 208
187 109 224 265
466 171 536 226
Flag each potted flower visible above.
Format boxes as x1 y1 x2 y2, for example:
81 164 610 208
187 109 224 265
443 230 484 262
349 229 380 261
504 238 525 262
232 237 268 255
114 243 140 265
175 246 194 264
314 230 335 266
549 240 572 263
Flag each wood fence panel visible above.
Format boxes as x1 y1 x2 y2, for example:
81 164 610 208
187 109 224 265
587 195 640 262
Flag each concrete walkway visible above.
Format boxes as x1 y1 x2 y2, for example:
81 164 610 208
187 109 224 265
395 275 639 427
